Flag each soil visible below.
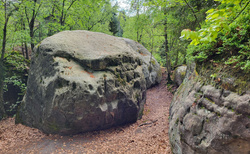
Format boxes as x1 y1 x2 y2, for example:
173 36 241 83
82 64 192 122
0 68 173 154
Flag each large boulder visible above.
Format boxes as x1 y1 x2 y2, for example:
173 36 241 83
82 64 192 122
16 30 161 135
173 65 187 86
169 63 250 154
123 38 162 88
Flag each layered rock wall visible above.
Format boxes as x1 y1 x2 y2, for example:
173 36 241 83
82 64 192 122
169 63 250 154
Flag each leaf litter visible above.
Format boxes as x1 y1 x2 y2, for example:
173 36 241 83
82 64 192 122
0 68 173 154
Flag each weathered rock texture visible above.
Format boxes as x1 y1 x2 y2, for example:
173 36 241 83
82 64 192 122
173 65 187 86
16 30 161 135
169 63 250 154
123 38 162 88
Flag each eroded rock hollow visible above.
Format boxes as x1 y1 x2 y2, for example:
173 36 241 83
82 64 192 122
16 30 161 135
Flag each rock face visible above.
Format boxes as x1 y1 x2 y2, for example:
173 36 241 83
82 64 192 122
173 65 187 86
169 64 250 154
123 38 162 88
16 30 161 135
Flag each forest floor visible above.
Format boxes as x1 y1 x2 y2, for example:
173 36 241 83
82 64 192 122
0 68 173 154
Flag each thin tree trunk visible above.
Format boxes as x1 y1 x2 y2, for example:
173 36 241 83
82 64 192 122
136 0 140 42
0 3 9 119
23 24 29 60
174 50 179 67
163 9 172 82
60 0 66 26
29 16 35 51
47 3 55 36
25 42 29 59
21 16 29 60
22 43 25 57
183 0 201 29
25 0 42 52
0 60 5 119
60 0 77 27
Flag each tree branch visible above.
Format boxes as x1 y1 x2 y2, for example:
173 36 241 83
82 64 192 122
229 0 250 25
183 0 201 29
67 0 77 11
34 2 43 19
25 7 30 23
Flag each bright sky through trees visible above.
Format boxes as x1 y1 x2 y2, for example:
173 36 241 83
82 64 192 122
111 0 130 11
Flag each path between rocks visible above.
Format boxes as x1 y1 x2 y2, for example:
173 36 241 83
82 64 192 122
0 68 173 154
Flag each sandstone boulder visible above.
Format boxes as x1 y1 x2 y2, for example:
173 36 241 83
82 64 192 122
15 30 160 135
173 65 187 86
123 38 162 88
169 64 250 154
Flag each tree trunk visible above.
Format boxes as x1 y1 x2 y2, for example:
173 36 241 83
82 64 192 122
22 43 25 57
0 12 9 119
174 50 179 67
29 16 35 51
47 5 55 36
27 0 41 52
22 17 29 60
25 42 29 59
163 9 172 82
136 0 140 43
0 61 5 120
60 0 66 26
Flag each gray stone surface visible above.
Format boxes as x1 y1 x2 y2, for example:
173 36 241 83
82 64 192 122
169 64 250 154
123 38 162 88
15 30 162 135
173 65 187 86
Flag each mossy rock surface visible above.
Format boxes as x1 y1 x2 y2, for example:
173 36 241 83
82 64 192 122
173 65 187 86
169 62 250 154
196 61 250 95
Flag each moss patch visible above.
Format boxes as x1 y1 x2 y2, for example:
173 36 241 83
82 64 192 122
48 123 60 132
196 62 250 95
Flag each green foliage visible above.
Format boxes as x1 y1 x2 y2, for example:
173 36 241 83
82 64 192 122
3 51 29 96
119 0 214 69
1 51 28 117
4 51 30 73
181 0 248 45
183 0 250 71
153 53 165 66
3 53 28 116
109 12 123 36
4 76 27 95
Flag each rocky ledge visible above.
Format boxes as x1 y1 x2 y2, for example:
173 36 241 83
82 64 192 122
169 63 250 154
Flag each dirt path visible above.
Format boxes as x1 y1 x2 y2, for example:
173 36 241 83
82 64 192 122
0 69 173 154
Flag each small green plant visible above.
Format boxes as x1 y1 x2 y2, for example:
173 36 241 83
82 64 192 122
5 101 22 115
175 118 179 124
3 51 29 117
150 59 156 65
4 51 30 73
4 76 27 95
210 73 217 78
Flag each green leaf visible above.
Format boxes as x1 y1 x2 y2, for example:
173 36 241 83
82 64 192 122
206 9 215 14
